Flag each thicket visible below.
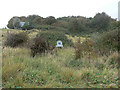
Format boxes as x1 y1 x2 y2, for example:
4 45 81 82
4 32 29 48
37 31 73 47
74 29 119 59
29 36 48 57
74 38 95 59
4 30 73 57
7 12 116 34
22 22 34 30
94 29 119 55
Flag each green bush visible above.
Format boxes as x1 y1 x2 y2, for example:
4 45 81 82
95 29 119 55
37 31 73 47
22 22 34 30
35 25 56 30
74 29 119 59
4 32 29 48
35 25 68 33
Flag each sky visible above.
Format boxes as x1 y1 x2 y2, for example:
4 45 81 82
0 0 119 28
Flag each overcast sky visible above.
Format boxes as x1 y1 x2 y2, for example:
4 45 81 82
0 0 119 28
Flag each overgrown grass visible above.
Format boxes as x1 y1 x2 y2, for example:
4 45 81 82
2 47 119 88
1 29 119 88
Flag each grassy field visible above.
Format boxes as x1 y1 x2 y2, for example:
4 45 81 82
1 29 119 88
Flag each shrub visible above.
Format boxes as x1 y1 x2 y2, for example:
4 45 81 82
107 52 118 67
37 31 73 47
29 35 48 57
35 25 67 33
74 38 95 59
75 30 119 59
4 32 29 48
94 29 119 55
35 25 56 30
74 39 83 59
22 22 34 30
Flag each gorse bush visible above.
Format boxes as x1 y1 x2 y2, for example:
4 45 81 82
29 35 48 57
4 32 29 48
37 31 73 47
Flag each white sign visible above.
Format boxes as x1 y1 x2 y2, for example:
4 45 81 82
56 40 63 47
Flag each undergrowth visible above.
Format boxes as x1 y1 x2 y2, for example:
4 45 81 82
1 29 119 88
2 47 119 88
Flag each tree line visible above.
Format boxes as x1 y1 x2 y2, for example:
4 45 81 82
7 12 118 34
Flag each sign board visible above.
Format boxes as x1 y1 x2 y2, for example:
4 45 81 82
56 40 63 48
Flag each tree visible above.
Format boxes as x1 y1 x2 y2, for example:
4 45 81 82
43 16 57 25
22 21 34 30
32 16 43 25
19 16 27 22
27 15 38 21
7 17 21 29
7 18 14 29
91 12 111 31
68 18 87 33
13 17 21 29
69 18 79 32
27 15 43 25
110 20 119 29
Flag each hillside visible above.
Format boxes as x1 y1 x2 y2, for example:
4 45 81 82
1 29 119 88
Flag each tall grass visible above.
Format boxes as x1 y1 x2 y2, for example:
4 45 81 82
2 47 119 88
1 29 119 88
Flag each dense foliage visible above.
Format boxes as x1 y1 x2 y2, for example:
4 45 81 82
74 29 119 59
7 12 116 34
22 22 34 30
37 31 73 47
2 11 119 88
74 38 95 59
7 17 20 29
29 36 48 57
4 32 29 47
94 29 119 55
90 12 111 31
